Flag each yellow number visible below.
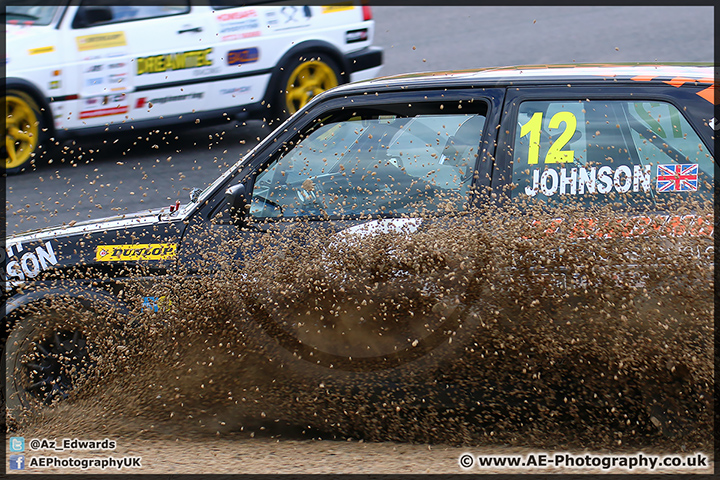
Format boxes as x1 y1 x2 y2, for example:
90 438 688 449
519 111 577 164
520 111 542 164
545 111 576 163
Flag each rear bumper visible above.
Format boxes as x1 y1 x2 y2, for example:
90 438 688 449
347 46 383 74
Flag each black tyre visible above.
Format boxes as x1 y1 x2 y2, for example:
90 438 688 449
5 298 122 423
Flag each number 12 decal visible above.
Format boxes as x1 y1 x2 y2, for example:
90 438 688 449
520 111 577 164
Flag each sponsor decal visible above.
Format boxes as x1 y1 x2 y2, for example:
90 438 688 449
3 241 59 290
282 5 312 21
227 48 259 66
322 3 354 14
656 164 698 192
265 9 279 26
81 60 131 94
221 31 261 42
527 213 713 240
76 32 127 51
108 72 127 81
28 46 55 55
220 21 260 34
79 106 128 118
220 86 251 95
95 243 178 261
135 92 204 109
49 80 61 90
136 48 213 75
346 28 368 44
217 8 261 39
524 165 651 197
84 76 105 87
80 94 128 119
191 66 221 77
141 295 172 313
217 9 258 22
266 6 312 31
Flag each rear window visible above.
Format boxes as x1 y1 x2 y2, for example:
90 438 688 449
510 99 714 209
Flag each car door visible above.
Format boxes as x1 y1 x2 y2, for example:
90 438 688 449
193 88 503 257
63 1 212 130
177 88 503 370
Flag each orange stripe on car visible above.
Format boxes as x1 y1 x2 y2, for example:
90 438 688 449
696 85 716 104
663 77 697 87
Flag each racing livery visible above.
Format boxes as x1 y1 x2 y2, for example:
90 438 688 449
2 64 715 421
4 2 383 173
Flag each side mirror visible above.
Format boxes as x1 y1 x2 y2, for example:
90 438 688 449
224 183 248 226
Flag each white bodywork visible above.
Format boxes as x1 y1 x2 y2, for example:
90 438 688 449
6 3 381 133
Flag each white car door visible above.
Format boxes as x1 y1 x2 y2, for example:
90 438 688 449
63 1 214 130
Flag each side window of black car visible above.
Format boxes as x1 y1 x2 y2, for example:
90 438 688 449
510 99 714 209
250 104 487 219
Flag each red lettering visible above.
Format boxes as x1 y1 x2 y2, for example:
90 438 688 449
217 9 256 21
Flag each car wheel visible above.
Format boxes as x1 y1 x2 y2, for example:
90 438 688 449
243 283 482 386
273 52 341 122
4 90 45 174
5 300 115 423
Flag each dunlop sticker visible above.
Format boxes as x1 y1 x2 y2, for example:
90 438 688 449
76 32 127 51
95 243 178 261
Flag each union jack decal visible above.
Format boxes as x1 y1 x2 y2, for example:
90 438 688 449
656 163 698 192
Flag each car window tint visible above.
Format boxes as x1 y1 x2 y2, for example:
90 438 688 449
250 107 486 219
510 99 714 209
75 1 190 27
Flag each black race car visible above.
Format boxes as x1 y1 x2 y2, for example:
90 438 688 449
3 64 715 427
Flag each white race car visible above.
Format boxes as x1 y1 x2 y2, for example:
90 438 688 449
4 2 383 173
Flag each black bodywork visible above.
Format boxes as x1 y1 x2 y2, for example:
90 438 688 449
2 65 715 418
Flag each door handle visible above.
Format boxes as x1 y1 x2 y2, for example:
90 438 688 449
178 26 202 34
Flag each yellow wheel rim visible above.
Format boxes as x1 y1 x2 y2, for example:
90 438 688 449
5 94 39 170
285 60 338 114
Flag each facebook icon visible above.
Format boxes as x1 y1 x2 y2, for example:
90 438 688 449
9 455 25 470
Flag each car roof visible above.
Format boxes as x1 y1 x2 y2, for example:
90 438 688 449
334 63 716 94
